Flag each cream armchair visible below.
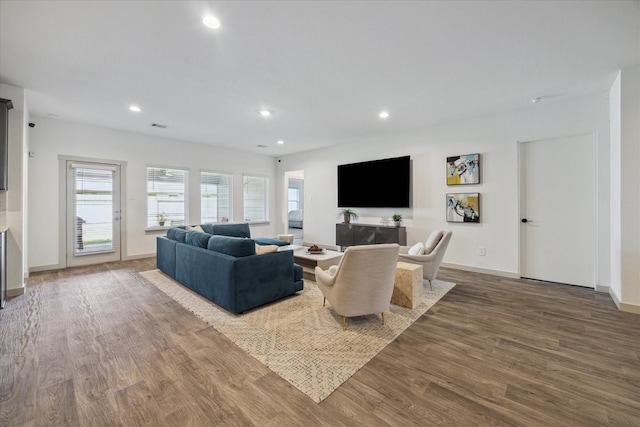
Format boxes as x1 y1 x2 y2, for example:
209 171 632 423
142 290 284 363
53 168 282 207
314 244 399 331
398 230 452 290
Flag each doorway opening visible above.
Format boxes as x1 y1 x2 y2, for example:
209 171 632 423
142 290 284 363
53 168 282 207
285 170 304 246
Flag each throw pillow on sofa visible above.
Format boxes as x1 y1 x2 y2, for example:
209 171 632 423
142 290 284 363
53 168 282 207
255 244 279 254
186 225 205 233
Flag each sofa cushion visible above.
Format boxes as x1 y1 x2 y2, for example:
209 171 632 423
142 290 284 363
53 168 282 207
167 227 188 243
256 244 279 255
200 223 214 234
186 225 205 233
213 223 251 238
186 231 212 248
254 237 290 247
207 235 256 257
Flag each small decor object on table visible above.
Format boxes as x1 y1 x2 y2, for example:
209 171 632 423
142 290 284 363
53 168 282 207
306 244 325 254
447 153 480 185
446 193 480 223
381 216 391 225
338 208 358 224
392 213 402 227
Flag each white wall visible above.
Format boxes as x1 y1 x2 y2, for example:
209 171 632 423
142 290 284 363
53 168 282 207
610 72 622 299
28 117 279 270
610 66 640 312
277 92 611 284
0 83 28 293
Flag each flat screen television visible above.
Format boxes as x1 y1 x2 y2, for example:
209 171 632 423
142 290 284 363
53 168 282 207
338 155 410 208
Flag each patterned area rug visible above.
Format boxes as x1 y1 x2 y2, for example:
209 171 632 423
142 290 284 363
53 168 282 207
140 269 455 403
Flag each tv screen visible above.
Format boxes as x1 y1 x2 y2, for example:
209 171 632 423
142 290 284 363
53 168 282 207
338 156 410 208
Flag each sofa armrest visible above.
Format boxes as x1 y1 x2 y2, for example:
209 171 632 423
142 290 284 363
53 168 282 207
232 251 298 313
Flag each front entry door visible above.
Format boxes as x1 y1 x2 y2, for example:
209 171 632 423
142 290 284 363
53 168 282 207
519 134 596 287
66 161 121 267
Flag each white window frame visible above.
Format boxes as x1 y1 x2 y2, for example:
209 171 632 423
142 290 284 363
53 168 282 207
243 174 269 223
200 170 233 224
146 166 189 229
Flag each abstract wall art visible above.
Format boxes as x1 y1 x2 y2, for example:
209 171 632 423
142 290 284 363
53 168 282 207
447 153 480 185
446 193 480 223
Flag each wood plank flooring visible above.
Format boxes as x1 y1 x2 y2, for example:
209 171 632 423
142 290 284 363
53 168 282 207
1 259 639 426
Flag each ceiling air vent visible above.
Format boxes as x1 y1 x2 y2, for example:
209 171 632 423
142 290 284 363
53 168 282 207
257 144 268 148
151 123 168 129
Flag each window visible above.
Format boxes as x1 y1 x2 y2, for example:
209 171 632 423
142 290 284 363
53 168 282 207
201 171 232 223
147 166 188 228
243 175 268 222
71 163 117 254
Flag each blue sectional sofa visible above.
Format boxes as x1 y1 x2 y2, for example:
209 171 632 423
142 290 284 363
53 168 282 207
157 223 303 314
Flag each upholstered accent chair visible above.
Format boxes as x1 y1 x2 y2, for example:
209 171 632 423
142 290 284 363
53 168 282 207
314 243 399 331
398 230 452 290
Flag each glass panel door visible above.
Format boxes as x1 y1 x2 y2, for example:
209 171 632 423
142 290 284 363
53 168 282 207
67 161 121 266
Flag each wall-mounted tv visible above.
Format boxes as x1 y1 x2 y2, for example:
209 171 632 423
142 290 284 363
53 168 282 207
338 155 410 208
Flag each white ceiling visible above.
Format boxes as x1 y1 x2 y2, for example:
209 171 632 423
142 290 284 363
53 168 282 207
1 1 638 157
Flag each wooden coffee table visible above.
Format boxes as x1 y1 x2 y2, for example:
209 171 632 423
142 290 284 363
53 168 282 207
292 247 343 280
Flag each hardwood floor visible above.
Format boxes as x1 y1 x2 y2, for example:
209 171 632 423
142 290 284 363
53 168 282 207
1 260 639 426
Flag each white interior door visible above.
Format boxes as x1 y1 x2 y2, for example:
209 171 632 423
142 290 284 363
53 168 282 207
519 134 596 287
66 161 121 267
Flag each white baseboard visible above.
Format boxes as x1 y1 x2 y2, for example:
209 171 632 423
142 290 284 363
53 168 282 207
609 288 640 314
29 263 64 273
440 262 520 279
122 253 155 261
29 254 155 274
609 288 621 309
7 285 25 297
619 302 640 314
595 284 610 293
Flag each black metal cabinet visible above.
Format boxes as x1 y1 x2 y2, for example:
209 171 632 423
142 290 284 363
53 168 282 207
336 223 406 248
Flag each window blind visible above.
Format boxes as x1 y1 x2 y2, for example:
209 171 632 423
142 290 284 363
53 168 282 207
147 167 188 227
201 171 232 223
71 165 114 254
243 175 268 222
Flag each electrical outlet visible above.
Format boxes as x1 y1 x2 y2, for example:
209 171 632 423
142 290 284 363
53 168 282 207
479 247 486 256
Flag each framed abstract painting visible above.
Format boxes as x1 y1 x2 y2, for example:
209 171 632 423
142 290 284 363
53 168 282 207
447 153 480 185
446 193 480 223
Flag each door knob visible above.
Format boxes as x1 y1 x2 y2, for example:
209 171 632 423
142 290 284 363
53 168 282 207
521 218 528 223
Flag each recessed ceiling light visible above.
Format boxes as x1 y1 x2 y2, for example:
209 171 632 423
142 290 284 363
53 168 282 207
277 140 284 145
259 109 272 117
531 97 541 103
379 111 390 119
129 105 141 112
203 15 221 29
